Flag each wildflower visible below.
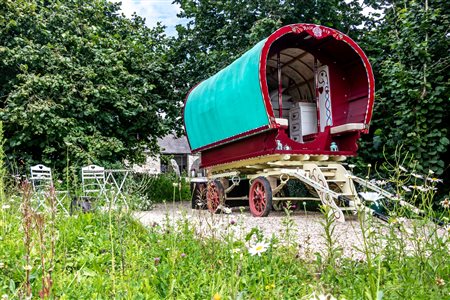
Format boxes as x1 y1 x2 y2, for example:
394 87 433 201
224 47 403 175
2 294 9 300
309 293 337 300
348 164 355 169
212 293 221 300
402 186 411 192
223 207 232 214
248 242 269 256
229 219 236 225
1 204 10 210
154 257 160 266
399 165 408 172
417 186 429 192
408 185 423 190
0 262 4 269
367 163 372 168
180 253 186 258
265 283 275 290
23 265 32 271
427 177 443 183
375 180 387 186
231 248 241 254
359 192 383 201
402 226 413 235
411 173 423 179
436 277 445 286
440 198 450 209
429 169 434 174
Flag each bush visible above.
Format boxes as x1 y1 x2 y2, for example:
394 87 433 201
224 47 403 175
127 172 191 210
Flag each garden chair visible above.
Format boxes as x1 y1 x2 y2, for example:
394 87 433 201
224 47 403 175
30 164 69 214
81 164 106 199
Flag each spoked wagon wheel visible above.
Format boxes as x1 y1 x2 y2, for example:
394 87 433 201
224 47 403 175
249 177 272 217
206 180 224 213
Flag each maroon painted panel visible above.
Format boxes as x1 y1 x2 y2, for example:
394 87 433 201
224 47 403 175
201 127 360 168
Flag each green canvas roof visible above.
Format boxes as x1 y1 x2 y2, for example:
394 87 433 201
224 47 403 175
184 39 270 151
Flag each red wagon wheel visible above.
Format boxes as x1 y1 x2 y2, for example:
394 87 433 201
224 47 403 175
249 177 272 217
206 180 224 213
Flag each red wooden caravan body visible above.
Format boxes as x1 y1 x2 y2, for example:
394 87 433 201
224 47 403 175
184 24 375 171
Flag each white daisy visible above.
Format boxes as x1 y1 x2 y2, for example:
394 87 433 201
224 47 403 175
411 173 423 179
427 177 443 183
248 242 269 256
359 192 384 201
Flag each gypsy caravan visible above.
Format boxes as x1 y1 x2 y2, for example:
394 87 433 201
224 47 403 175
184 24 379 220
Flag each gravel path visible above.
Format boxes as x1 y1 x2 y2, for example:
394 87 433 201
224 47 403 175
134 201 375 260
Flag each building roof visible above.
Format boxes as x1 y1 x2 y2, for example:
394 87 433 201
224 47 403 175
158 134 191 154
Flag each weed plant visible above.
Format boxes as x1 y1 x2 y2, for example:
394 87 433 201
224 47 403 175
0 135 449 298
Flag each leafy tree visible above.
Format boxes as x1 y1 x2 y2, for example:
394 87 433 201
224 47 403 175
358 0 449 176
171 0 369 94
0 0 178 172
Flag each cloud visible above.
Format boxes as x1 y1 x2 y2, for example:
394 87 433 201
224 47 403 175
111 0 188 35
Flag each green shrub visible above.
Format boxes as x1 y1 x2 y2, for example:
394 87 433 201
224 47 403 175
127 172 191 209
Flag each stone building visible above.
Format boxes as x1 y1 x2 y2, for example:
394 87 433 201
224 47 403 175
133 134 200 176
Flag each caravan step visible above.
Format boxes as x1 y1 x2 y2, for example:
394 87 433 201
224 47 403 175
326 179 346 184
322 172 336 177
319 166 338 170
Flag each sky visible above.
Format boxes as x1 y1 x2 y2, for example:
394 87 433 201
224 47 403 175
111 0 187 36
112 0 380 36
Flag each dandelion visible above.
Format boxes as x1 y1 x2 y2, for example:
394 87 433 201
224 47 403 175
248 242 269 256
411 173 423 179
440 198 450 209
427 177 443 183
265 283 275 290
436 277 445 286
212 293 221 300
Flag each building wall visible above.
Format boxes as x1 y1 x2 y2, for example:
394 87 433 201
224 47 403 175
132 154 161 174
133 153 200 176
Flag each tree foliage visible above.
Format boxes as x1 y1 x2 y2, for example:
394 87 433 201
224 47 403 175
0 0 177 171
358 0 449 176
170 0 368 94
172 0 449 178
